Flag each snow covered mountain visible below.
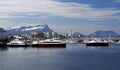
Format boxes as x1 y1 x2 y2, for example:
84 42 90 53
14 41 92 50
90 30 120 36
7 25 53 34
0 28 8 36
0 28 6 34
0 28 6 32
73 32 83 36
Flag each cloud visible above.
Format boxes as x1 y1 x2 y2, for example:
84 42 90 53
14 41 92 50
0 0 119 20
0 20 38 29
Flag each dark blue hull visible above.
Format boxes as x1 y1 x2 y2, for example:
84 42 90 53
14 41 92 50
6 44 28 47
86 43 109 46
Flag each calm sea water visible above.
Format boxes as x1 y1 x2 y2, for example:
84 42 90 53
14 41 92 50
0 44 120 70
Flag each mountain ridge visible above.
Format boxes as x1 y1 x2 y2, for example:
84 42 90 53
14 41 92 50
90 30 120 36
7 25 53 34
0 26 119 37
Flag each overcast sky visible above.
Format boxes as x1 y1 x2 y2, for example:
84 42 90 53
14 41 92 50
0 0 120 34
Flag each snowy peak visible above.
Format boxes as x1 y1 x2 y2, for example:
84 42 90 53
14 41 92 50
0 28 6 33
7 25 53 34
25 25 47 31
91 30 119 36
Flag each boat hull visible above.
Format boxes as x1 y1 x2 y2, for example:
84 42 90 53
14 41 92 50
86 43 109 46
7 44 28 47
0 43 7 47
32 43 66 48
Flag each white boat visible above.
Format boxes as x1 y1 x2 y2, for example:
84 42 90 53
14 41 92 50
31 39 66 48
116 40 120 43
7 39 28 47
85 39 109 46
40 39 64 43
113 40 120 46
65 39 77 44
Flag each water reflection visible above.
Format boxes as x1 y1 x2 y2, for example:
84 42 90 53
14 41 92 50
0 44 120 70
0 46 66 52
0 47 8 51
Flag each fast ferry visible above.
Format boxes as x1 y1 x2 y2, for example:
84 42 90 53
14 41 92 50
31 39 66 48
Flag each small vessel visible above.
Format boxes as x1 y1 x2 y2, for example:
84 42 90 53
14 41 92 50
0 41 7 47
7 39 28 47
116 40 120 43
0 38 9 47
85 39 109 46
65 39 78 44
31 39 66 48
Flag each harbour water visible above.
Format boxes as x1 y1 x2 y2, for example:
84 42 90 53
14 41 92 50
0 44 120 70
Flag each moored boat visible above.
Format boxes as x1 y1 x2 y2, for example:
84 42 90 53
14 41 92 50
0 42 7 47
85 39 109 46
7 39 28 47
0 38 9 47
31 39 66 48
